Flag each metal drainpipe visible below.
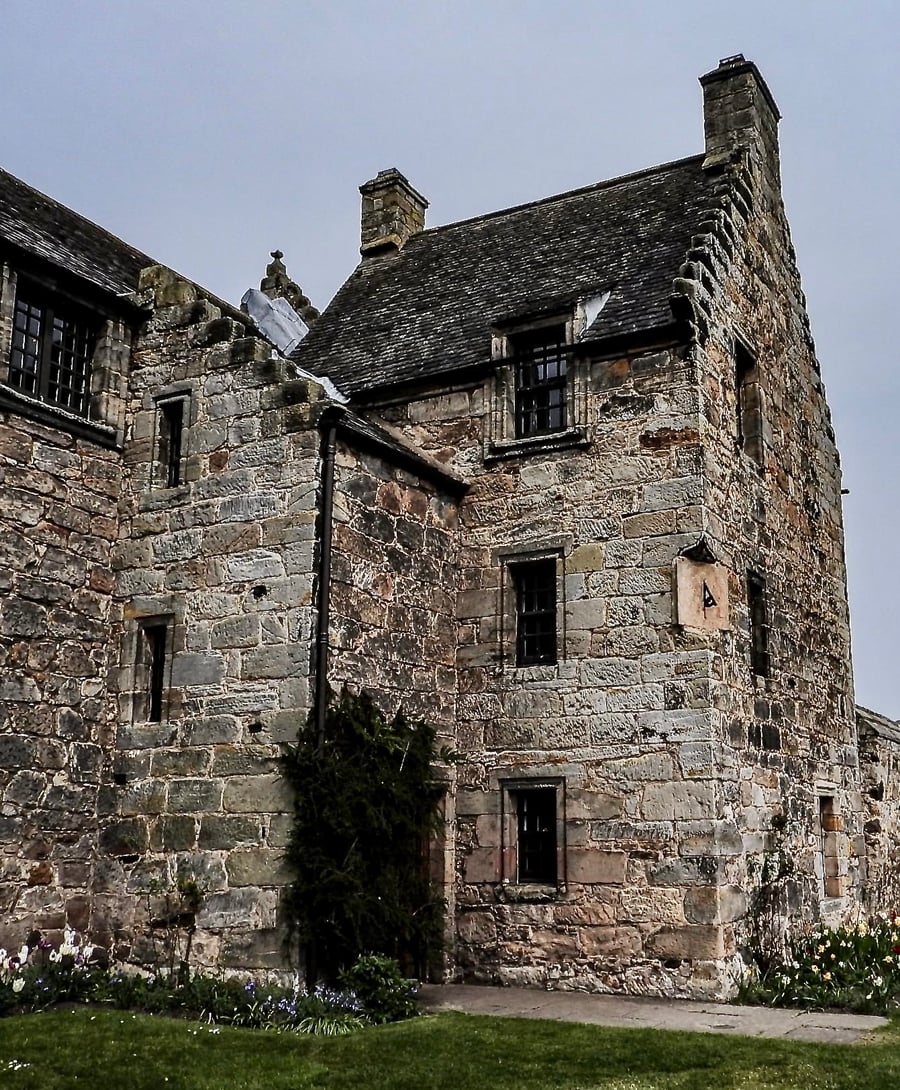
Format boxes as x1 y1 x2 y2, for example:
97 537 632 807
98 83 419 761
314 415 338 751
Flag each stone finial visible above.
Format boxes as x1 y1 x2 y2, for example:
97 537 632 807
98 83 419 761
699 55 781 184
259 251 320 325
359 168 428 257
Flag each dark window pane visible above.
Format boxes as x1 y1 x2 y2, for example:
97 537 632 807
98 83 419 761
513 327 569 438
159 399 186 488
143 624 168 723
513 558 557 665
748 571 769 677
516 788 557 883
7 289 94 416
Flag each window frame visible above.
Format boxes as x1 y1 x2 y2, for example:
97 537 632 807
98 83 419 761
510 557 559 666
485 313 589 461
734 336 764 466
500 777 566 890
511 325 571 439
7 281 98 417
747 570 770 678
135 618 173 724
154 391 191 490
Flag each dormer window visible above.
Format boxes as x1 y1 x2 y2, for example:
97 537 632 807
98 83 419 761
9 286 96 416
485 314 588 461
512 326 569 438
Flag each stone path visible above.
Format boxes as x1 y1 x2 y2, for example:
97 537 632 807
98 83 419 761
419 984 889 1044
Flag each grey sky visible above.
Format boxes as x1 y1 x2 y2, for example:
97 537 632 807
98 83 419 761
5 0 899 715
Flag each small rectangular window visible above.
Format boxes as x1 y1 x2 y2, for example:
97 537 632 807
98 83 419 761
747 571 769 677
512 558 557 665
513 327 569 438
141 622 168 723
8 288 95 415
514 787 558 884
158 398 186 488
735 339 763 464
818 796 842 898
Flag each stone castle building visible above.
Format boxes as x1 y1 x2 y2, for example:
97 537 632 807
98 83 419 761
1 55 896 997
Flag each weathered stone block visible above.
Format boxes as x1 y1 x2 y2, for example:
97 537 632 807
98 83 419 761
568 849 627 885
464 847 500 884
169 653 226 687
642 782 715 821
197 888 262 929
225 849 290 887
199 815 261 850
222 775 287 814
646 924 725 961
167 779 224 814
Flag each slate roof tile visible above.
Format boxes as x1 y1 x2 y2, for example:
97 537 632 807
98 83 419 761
294 155 716 397
0 166 153 296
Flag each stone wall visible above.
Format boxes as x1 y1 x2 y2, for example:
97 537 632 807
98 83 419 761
328 440 460 733
690 90 862 938
362 91 861 995
858 707 900 907
0 262 129 950
97 266 327 970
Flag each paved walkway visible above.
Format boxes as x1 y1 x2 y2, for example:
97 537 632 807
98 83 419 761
419 984 889 1044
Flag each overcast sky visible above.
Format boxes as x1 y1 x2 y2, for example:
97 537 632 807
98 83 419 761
5 0 899 716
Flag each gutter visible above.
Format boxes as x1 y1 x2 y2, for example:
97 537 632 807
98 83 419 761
313 411 338 750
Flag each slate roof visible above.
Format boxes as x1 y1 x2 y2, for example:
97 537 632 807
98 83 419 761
294 155 716 397
0 167 153 297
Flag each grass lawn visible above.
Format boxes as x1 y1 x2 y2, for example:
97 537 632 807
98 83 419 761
2 1008 900 1090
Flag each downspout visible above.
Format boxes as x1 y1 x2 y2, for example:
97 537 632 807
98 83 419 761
314 413 338 751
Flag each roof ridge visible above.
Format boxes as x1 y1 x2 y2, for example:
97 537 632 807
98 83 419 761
415 153 706 240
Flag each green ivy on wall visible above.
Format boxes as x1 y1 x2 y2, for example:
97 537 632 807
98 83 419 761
280 689 452 984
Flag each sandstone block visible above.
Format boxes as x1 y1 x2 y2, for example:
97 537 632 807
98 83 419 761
646 924 725 961
641 782 715 821
169 653 226 687
167 779 224 814
568 849 626 885
199 816 262 851
222 774 288 814
464 847 500 884
457 910 497 946
197 888 262 930
226 848 290 887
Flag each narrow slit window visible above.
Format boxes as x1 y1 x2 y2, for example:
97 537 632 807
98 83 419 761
514 788 557 884
512 558 557 665
735 339 763 464
158 398 186 488
747 571 770 677
143 623 168 723
818 796 842 898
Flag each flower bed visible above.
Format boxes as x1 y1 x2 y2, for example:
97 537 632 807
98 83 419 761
0 931 416 1033
741 911 900 1014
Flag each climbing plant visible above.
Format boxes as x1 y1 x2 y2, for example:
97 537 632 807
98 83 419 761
280 689 452 985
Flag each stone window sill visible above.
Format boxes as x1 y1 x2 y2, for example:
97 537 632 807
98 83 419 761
498 882 566 904
139 484 191 511
485 427 589 463
0 384 119 449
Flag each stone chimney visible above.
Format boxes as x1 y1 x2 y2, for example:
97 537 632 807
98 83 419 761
700 55 781 186
359 168 428 256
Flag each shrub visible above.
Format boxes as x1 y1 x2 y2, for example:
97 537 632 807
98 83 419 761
340 955 418 1024
740 911 900 1014
280 689 453 984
